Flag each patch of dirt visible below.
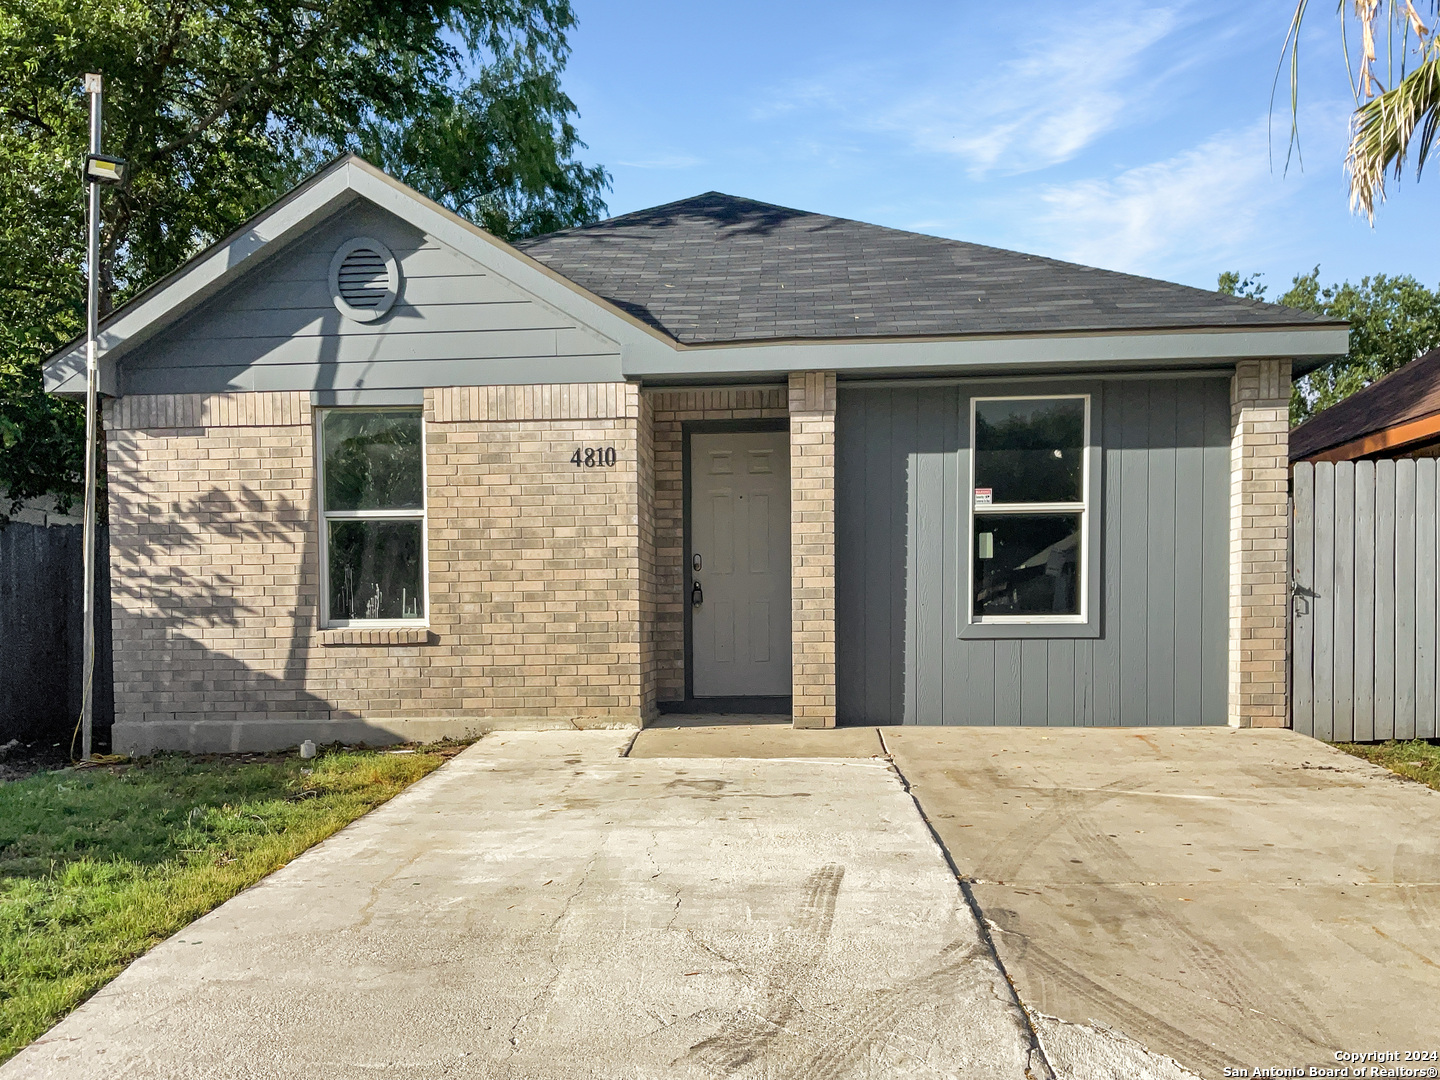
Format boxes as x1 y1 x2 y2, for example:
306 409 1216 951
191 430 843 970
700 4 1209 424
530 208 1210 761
0 738 75 783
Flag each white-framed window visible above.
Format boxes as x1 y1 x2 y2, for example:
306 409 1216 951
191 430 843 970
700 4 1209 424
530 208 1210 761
968 394 1090 624
318 408 428 626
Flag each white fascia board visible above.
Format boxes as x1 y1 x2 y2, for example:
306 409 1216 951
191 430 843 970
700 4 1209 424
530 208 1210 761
44 164 363 396
622 325 1350 382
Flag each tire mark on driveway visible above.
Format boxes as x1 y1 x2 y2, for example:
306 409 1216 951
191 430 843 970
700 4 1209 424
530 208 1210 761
681 863 845 1074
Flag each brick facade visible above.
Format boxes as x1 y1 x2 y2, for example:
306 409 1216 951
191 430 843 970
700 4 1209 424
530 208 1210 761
1229 359 1293 728
788 372 838 728
106 385 649 753
637 392 659 718
105 362 1289 746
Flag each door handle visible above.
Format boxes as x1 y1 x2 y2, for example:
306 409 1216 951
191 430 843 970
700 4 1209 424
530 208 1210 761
691 581 703 607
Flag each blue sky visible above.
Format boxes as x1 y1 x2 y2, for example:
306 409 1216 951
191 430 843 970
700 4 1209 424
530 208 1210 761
560 0 1439 294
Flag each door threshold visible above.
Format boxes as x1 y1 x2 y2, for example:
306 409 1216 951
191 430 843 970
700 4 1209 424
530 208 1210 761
658 696 793 716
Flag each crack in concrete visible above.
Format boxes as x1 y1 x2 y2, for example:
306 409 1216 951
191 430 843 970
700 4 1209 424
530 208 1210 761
354 849 432 930
505 853 598 1055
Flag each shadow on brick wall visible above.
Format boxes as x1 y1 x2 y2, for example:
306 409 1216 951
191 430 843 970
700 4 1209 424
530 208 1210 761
107 477 329 733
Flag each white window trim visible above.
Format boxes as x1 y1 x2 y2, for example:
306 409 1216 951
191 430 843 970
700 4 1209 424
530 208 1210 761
967 393 1091 626
317 407 430 629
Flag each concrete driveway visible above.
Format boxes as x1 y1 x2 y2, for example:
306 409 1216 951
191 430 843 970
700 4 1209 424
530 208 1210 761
881 726 1440 1079
9 725 1429 1080
3 730 1189 1080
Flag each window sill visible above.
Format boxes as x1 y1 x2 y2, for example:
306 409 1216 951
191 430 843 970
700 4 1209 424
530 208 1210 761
316 627 434 646
959 618 1099 640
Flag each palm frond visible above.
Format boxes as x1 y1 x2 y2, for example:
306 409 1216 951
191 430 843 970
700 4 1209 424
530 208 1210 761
1347 52 1440 218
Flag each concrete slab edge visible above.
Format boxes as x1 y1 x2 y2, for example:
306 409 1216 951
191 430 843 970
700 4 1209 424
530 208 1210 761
875 730 1057 1080
113 716 641 755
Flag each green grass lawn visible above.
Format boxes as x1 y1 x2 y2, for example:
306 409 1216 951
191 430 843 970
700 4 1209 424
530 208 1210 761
1335 739 1440 792
0 745 456 1064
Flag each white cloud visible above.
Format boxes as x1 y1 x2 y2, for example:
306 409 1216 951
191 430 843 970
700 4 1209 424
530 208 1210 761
750 2 1189 177
1023 121 1300 278
883 6 1183 176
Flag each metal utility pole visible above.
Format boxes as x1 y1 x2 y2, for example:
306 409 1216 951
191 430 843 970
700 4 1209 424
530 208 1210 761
80 72 103 760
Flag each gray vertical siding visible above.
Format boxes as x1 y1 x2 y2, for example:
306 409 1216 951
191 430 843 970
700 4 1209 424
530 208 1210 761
836 378 1232 726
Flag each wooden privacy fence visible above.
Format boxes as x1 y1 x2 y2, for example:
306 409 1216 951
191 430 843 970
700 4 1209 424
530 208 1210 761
1292 459 1440 741
0 522 113 746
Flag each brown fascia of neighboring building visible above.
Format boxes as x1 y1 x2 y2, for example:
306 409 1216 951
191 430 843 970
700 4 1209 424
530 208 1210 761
1291 348 1440 464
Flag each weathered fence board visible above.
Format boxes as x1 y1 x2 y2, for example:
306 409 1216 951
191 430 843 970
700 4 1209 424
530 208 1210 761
0 523 113 747
1333 462 1356 742
1314 463 1336 741
1417 459 1437 739
1354 463 1377 741
1294 461 1440 741
1293 465 1315 735
1376 461 1396 740
1396 460 1418 738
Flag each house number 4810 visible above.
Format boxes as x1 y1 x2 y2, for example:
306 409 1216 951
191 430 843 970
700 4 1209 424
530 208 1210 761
571 446 618 467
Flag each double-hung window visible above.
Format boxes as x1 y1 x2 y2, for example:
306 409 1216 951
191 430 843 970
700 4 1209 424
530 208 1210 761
969 395 1090 624
319 409 427 625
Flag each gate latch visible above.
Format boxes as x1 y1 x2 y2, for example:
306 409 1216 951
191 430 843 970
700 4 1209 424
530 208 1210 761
691 581 704 608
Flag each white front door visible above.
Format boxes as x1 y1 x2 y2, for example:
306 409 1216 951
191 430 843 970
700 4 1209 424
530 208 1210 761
691 431 792 697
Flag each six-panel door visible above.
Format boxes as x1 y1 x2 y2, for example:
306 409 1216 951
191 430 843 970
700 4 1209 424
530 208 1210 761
691 432 793 697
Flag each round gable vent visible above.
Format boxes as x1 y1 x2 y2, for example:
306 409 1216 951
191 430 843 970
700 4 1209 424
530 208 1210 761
329 237 400 322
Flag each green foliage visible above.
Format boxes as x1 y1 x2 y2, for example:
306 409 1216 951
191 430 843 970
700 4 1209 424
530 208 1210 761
1216 270 1268 301
1280 1 1440 217
1219 268 1440 425
0 747 448 1061
0 0 608 516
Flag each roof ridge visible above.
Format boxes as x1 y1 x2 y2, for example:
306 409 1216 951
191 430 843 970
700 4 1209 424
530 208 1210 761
521 192 1333 326
515 190 825 244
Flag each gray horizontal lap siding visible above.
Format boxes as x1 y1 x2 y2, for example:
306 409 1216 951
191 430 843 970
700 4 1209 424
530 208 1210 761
836 378 1231 726
119 202 623 397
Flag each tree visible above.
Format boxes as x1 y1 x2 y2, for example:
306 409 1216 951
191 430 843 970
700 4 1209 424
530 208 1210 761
1219 269 1440 424
0 0 608 518
1283 1 1439 218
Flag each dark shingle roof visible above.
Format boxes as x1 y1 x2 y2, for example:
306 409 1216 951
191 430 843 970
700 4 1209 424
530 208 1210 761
516 192 1338 345
1290 348 1440 460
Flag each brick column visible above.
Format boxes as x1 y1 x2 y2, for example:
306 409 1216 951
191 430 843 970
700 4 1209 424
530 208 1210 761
789 372 837 729
1229 359 1292 728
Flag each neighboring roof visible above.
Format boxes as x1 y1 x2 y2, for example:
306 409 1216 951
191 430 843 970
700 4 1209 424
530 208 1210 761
1290 348 1440 461
516 192 1341 346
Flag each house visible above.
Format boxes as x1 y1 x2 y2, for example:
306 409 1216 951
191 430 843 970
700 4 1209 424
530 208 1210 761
1291 347 1440 463
43 156 1348 753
